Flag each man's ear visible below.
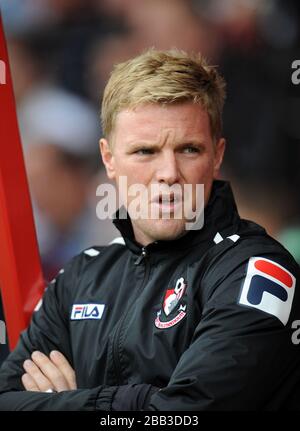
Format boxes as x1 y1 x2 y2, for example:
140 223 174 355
99 138 116 179
213 138 226 178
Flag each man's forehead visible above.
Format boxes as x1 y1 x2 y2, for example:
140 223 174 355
116 102 207 121
113 103 211 142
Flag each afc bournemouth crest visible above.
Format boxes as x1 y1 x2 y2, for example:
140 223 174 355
155 277 187 329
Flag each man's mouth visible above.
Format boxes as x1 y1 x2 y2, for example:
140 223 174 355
152 193 181 204
150 194 183 216
159 195 174 204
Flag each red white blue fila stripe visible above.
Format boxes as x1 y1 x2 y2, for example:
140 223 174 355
239 257 296 325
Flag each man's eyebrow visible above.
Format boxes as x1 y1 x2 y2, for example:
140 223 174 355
126 141 160 150
176 139 205 146
124 135 208 154
127 138 205 148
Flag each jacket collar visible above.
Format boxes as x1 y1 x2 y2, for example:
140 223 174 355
112 180 240 256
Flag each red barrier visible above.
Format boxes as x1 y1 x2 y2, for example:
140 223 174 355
0 14 45 349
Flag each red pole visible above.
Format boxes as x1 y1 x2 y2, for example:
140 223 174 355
0 13 45 349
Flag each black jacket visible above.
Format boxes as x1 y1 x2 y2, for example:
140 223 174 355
0 180 299 411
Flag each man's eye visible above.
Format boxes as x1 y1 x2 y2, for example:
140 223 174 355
182 146 200 154
135 148 154 155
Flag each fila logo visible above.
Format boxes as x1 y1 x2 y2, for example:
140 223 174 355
239 257 296 325
71 304 105 320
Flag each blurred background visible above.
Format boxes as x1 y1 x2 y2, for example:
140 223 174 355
0 0 300 362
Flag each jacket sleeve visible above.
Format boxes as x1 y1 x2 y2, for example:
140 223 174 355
0 254 109 411
0 253 157 411
147 248 300 411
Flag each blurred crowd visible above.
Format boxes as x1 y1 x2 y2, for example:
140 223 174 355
0 0 300 359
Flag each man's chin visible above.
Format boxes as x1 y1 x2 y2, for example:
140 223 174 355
141 219 187 242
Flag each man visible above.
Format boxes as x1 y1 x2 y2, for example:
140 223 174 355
0 49 299 411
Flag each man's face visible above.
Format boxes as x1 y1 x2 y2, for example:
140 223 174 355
100 102 225 245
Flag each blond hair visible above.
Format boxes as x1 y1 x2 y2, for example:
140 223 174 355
101 49 226 141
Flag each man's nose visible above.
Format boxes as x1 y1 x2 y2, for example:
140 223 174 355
154 152 180 185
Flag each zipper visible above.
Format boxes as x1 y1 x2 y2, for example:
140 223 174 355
111 247 150 384
134 247 147 265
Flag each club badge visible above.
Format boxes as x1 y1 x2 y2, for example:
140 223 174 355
155 277 187 329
